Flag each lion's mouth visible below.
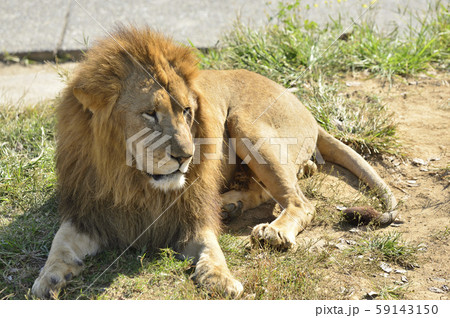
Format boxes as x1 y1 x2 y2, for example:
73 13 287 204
146 171 182 181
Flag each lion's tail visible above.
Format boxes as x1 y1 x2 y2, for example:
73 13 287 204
316 126 398 226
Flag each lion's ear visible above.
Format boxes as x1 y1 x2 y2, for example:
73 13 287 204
73 87 101 113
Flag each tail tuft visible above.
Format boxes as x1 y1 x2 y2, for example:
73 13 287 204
343 206 382 225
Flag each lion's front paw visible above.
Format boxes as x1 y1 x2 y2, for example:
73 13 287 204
251 223 296 249
192 265 243 298
32 261 81 299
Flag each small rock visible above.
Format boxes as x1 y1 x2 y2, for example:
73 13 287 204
365 291 379 299
349 228 360 233
395 269 407 274
442 285 449 292
380 273 389 277
391 223 401 227
429 157 441 161
429 287 445 294
336 205 347 211
430 277 446 283
412 158 427 166
334 243 348 251
401 276 408 283
346 81 361 87
380 262 393 273
418 243 427 251
420 167 429 172
406 180 417 184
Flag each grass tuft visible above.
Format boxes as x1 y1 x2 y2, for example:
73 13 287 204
349 232 418 268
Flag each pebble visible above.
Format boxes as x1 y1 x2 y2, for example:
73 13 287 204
443 285 449 292
366 291 379 299
336 205 347 211
430 277 446 283
406 180 417 184
429 287 445 294
380 262 393 273
418 243 428 251
412 158 427 166
401 276 409 283
334 243 348 251
346 81 362 87
395 269 407 274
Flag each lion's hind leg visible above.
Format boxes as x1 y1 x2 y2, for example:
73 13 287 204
250 181 315 249
32 221 100 298
221 178 272 220
231 139 316 250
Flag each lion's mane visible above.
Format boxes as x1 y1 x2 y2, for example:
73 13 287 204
56 26 222 250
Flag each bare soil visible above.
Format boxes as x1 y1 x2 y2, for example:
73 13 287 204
227 72 450 300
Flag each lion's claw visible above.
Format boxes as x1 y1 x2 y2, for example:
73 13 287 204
32 261 80 299
251 223 296 249
192 266 243 298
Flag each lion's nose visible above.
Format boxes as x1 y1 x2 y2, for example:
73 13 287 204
172 155 192 165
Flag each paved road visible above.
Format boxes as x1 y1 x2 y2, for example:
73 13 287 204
0 0 445 105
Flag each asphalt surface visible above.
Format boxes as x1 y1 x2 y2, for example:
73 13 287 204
0 0 444 105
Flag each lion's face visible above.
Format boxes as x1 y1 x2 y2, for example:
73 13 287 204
118 70 197 191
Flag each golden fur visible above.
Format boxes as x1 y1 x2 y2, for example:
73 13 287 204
32 26 397 299
56 27 221 249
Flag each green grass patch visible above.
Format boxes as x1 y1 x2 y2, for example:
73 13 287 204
301 78 397 154
348 232 418 268
200 1 449 80
0 103 58 299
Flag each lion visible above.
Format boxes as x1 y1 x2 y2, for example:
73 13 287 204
32 26 398 298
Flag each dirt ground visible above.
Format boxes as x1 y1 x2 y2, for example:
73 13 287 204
359 73 449 300
227 72 450 300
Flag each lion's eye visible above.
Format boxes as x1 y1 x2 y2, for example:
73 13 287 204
142 111 157 122
183 107 192 118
